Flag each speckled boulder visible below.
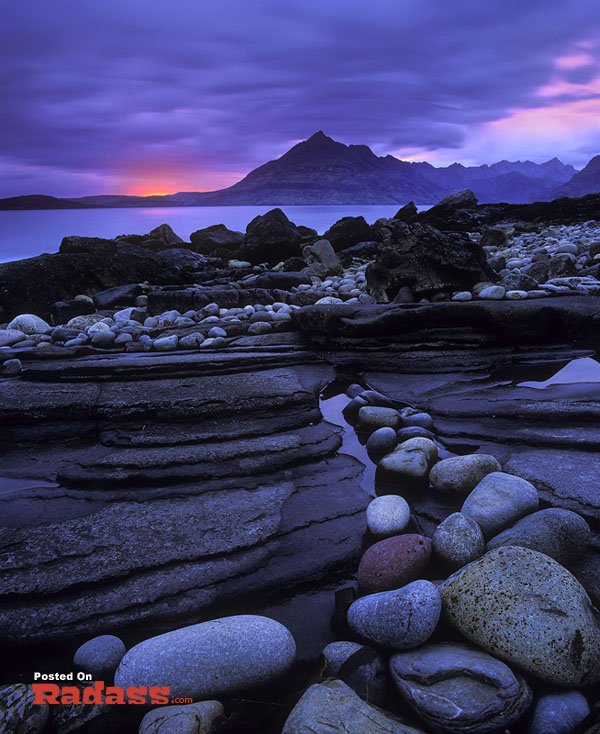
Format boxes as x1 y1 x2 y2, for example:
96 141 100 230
389 643 532 734
429 454 501 494
366 495 411 537
433 512 485 569
357 534 432 595
348 580 441 650
461 472 538 537
115 615 296 700
73 634 126 681
440 547 600 686
487 508 590 565
376 438 437 490
139 701 224 734
358 406 401 431
0 684 49 734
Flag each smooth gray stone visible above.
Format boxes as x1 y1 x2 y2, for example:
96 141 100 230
440 546 600 686
281 679 424 734
115 615 296 699
73 634 126 681
461 472 539 537
347 580 441 650
358 406 401 431
527 691 590 734
429 454 501 495
366 427 398 457
390 642 532 734
433 512 485 568
139 701 224 734
366 495 410 537
487 508 591 564
321 641 388 705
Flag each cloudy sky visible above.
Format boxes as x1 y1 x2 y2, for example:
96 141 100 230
2 0 600 197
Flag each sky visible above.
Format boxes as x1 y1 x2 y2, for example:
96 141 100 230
1 0 600 197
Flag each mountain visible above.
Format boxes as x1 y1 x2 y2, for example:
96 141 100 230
0 132 590 209
555 155 600 198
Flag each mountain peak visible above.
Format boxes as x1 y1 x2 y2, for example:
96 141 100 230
306 130 331 142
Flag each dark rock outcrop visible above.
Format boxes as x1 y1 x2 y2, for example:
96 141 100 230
365 223 494 300
240 209 302 264
322 216 375 252
189 224 245 255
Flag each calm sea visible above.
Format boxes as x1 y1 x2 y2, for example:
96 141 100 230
0 205 405 263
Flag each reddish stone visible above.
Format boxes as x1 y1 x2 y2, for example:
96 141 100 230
357 534 432 595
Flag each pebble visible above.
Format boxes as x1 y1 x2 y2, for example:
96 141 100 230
527 691 590 734
399 410 433 430
0 329 26 347
139 701 224 734
348 580 441 650
179 332 205 349
321 641 387 706
357 406 401 431
429 454 501 494
114 332 133 346
88 321 111 335
376 438 437 489
357 534 432 595
73 635 126 681
153 335 179 351
366 495 410 537
115 615 296 700
479 285 506 300
505 289 528 299
91 330 116 348
1 358 22 377
440 546 600 686
432 512 485 568
207 326 227 338
6 314 51 334
461 471 539 537
315 296 343 304
452 291 472 301
248 321 273 335
390 643 532 734
486 508 590 565
365 426 398 457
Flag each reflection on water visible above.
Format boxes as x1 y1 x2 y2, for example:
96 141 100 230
518 357 600 389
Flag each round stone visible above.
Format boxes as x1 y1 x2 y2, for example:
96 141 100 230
357 406 401 431
208 326 227 338
376 438 437 489
91 330 116 348
248 321 273 335
433 512 485 568
321 641 387 706
365 427 398 457
440 546 600 686
452 291 472 301
348 580 441 650
396 426 435 442
429 454 501 495
390 643 532 734
505 290 528 299
1 358 22 377
73 635 126 681
0 329 26 347
114 615 296 700
139 701 224 734
461 472 538 537
366 495 410 537
114 332 133 346
179 332 205 349
479 285 506 300
153 335 179 351
527 691 590 734
400 411 433 430
6 314 51 335
357 534 432 595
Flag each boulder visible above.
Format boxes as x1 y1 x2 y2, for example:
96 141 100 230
281 679 423 734
461 472 539 537
432 512 485 568
50 298 95 324
440 546 600 686
376 438 437 490
389 643 532 734
139 701 224 734
94 283 145 309
366 427 399 458
73 635 126 681
480 227 509 248
0 684 49 734
303 239 342 275
348 580 441 649
241 208 302 263
321 641 388 705
357 534 432 595
437 189 479 209
357 406 401 431
0 329 26 347
114 615 296 700
189 224 244 255
366 223 495 301
429 454 501 495
393 202 418 223
527 254 578 282
6 313 51 334
143 223 184 248
323 216 374 252
527 691 590 734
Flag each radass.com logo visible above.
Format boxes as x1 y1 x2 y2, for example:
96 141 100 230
31 673 193 706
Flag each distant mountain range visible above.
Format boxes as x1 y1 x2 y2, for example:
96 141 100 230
1 131 599 210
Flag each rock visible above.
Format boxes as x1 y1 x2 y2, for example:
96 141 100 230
0 684 49 734
241 208 302 264
358 406 401 431
50 298 95 324
393 202 418 223
157 249 208 270
357 534 432 595
190 224 244 255
248 321 273 335
1 358 22 377
396 427 435 442
281 679 423 734
486 508 590 565
528 254 577 282
304 239 342 275
461 471 539 537
376 438 437 490
94 283 145 310
153 335 179 351
366 495 410 537
145 223 184 247
139 701 224 734
506 289 528 299
246 271 312 290
66 314 105 330
440 546 600 686
501 272 539 291
91 330 116 348
7 313 51 334
437 189 479 209
323 216 374 252
429 454 501 495
527 691 590 734
432 512 485 568
366 427 398 457
572 549 600 608
452 291 472 301
179 332 205 349
315 295 343 305
480 227 508 248
348 580 441 650
114 615 296 700
114 332 133 346
399 411 433 430
0 329 26 347
479 285 506 300
228 259 252 268
389 642 532 734
73 635 126 681
48 693 121 733
321 641 388 705
207 327 227 339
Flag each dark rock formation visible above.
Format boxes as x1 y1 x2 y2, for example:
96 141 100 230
189 224 245 255
322 216 375 252
393 202 418 223
241 209 302 264
365 223 494 300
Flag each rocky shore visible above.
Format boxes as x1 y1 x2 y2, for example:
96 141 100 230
0 189 599 733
